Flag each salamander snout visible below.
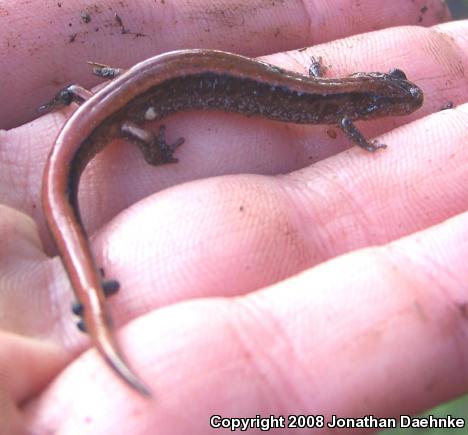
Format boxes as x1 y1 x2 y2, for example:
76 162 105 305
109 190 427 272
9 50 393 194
387 68 407 80
398 79 424 110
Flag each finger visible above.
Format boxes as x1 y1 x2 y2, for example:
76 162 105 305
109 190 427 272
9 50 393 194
0 331 67 403
4 22 466 249
0 332 66 435
0 206 70 340
0 205 81 389
1 0 449 128
0 207 112 400
23 211 468 434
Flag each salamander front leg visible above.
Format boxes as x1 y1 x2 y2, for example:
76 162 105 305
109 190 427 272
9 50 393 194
38 85 94 113
38 61 126 113
339 116 387 152
307 56 387 152
121 122 185 165
88 62 126 79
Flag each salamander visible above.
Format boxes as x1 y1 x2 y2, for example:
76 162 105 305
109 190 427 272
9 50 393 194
40 49 424 396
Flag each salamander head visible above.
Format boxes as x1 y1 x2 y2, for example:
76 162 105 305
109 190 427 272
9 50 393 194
355 69 424 119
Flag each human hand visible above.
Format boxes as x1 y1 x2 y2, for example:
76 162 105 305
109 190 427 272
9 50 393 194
0 1 467 434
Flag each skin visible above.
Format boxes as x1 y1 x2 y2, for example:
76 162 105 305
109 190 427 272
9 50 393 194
0 0 467 434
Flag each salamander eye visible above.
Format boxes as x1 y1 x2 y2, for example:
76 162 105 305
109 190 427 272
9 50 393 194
388 69 407 80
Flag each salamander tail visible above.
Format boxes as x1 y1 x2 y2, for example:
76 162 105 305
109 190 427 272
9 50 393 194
95 328 153 397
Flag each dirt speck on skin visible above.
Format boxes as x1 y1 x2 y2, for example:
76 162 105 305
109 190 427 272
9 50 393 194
440 100 453 111
189 0 284 28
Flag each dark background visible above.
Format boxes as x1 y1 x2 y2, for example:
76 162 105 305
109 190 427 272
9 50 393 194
447 0 468 18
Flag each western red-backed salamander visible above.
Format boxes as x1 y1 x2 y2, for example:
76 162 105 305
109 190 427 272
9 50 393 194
40 49 423 397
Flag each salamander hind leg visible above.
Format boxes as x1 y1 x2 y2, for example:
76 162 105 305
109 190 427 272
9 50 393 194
102 279 120 296
121 121 185 165
71 301 87 333
98 268 120 297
